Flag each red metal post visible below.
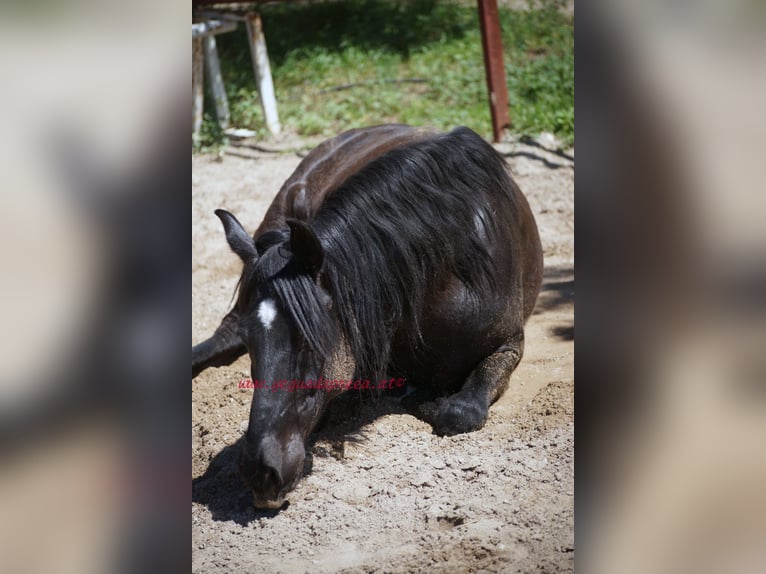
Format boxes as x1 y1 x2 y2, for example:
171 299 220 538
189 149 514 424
477 0 511 142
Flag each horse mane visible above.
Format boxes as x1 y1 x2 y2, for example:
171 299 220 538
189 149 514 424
245 127 517 379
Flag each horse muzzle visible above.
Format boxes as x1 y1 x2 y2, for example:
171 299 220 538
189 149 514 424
252 493 288 510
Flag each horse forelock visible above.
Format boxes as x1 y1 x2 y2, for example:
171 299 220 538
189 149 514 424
236 239 339 365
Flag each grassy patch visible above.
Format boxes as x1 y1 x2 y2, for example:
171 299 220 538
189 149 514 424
196 0 572 149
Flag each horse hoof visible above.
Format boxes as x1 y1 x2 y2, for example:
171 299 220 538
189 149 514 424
431 398 487 436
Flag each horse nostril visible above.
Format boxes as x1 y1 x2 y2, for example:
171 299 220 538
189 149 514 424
262 463 283 491
243 435 299 501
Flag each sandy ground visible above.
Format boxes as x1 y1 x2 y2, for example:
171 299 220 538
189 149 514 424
192 133 574 573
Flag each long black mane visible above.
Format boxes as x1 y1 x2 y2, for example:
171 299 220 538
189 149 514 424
242 127 517 379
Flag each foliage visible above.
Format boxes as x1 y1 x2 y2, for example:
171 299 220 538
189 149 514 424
195 0 573 150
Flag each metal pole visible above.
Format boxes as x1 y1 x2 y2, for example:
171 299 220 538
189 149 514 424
477 0 511 142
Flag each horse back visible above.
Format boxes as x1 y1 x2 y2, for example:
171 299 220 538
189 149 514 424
255 124 437 236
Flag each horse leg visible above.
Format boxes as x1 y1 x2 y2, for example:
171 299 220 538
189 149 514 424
420 331 524 436
192 310 246 378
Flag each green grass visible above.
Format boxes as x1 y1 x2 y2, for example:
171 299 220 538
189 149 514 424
196 0 573 150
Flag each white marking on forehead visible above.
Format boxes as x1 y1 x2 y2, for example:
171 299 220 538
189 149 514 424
258 299 278 330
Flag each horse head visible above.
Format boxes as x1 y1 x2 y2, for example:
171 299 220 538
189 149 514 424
215 209 353 509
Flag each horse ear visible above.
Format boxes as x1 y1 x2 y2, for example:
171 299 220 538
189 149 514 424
287 218 324 277
215 209 257 263
291 185 310 221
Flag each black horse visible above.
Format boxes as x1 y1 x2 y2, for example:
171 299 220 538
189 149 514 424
197 125 542 509
192 124 436 377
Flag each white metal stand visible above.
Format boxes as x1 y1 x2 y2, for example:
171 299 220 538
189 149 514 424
192 12 281 140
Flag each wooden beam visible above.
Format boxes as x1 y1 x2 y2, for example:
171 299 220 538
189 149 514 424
192 19 237 39
477 0 511 142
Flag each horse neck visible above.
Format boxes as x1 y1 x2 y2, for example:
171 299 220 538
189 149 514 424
322 331 356 381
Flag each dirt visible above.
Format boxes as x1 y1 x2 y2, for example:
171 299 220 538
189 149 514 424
192 133 574 573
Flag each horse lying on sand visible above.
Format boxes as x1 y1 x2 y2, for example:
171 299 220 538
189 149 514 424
193 125 543 509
